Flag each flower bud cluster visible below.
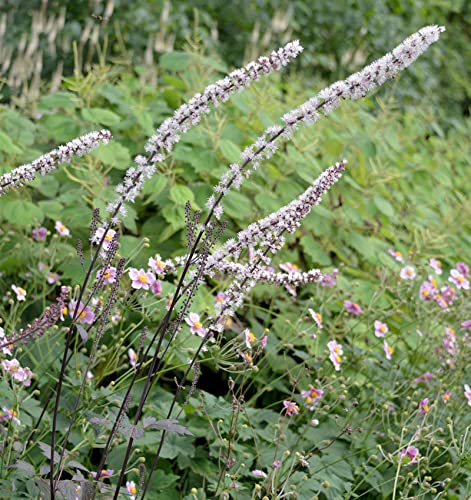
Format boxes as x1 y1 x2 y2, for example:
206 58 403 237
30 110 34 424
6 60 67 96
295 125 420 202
207 26 444 220
0 130 112 196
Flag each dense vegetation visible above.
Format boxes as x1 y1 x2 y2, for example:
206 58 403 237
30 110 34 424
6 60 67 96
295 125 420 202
0 4 469 500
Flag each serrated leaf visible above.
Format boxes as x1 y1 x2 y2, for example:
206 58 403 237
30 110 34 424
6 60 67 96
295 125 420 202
91 141 131 169
10 460 35 475
169 184 194 205
120 425 145 439
143 418 193 436
82 107 121 127
219 139 241 163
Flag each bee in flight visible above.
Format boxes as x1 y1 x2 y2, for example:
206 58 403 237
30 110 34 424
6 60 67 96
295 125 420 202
91 14 109 22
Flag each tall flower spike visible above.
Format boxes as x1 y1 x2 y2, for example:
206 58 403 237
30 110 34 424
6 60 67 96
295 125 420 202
0 130 112 196
210 26 445 219
106 41 303 222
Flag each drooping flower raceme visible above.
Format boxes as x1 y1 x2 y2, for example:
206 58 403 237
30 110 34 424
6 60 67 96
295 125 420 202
208 26 445 220
106 41 304 224
0 130 112 196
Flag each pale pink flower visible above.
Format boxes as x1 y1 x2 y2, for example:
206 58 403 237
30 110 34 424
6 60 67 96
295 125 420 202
344 300 362 315
32 227 47 241
97 267 117 285
128 348 138 368
261 335 268 348
448 269 469 290
148 254 166 274
150 280 162 296
91 469 114 479
441 285 456 305
11 285 27 301
398 446 419 465
418 397 430 416
400 265 416 280
91 227 116 251
442 391 451 403
128 268 155 290
272 460 281 468
456 261 469 277
214 291 226 307
383 340 393 360
283 400 300 416
0 326 12 355
414 372 433 384
252 470 267 478
126 480 137 499
244 329 256 349
46 272 60 284
301 386 324 410
55 220 70 236
374 320 388 337
419 280 434 301
309 308 323 329
185 313 206 337
429 258 442 274
0 407 21 425
280 262 300 273
388 249 404 262
327 340 343 371
69 300 95 324
464 384 471 406
461 320 471 331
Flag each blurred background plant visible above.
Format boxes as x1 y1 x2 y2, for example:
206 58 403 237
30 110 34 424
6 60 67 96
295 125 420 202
1 0 469 117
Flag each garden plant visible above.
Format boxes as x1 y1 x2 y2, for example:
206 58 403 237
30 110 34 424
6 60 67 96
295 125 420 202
0 20 470 500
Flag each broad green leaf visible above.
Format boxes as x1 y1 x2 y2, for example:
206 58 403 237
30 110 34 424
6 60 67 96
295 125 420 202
373 194 394 216
219 139 241 163
81 107 121 127
38 92 80 110
0 131 22 155
91 141 131 169
1 200 44 225
159 52 190 71
169 184 194 205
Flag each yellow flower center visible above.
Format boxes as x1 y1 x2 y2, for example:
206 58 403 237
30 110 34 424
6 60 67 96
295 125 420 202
130 485 137 494
387 346 393 355
103 270 111 279
194 321 202 330
138 273 148 284
79 309 87 320
248 331 256 344
380 325 386 332
444 394 450 401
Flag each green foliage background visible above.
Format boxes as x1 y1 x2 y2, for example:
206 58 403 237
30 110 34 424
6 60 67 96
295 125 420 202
0 2 470 499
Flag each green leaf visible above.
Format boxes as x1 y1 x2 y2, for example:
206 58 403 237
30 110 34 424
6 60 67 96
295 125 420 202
373 194 394 217
219 139 241 163
91 141 131 169
38 92 80 110
0 131 22 155
159 52 190 71
41 115 81 143
300 235 332 265
1 200 44 225
169 185 194 205
81 107 121 127
223 191 253 220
